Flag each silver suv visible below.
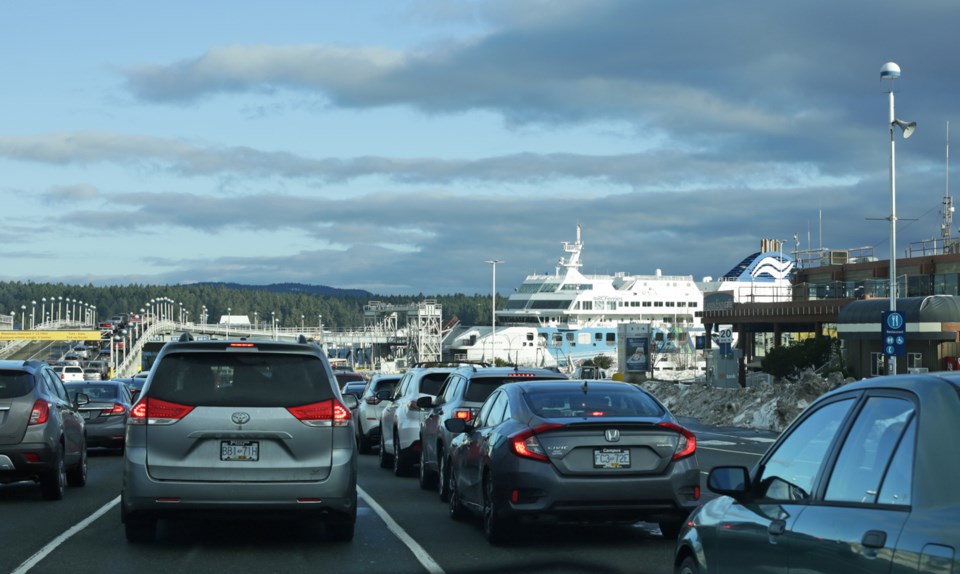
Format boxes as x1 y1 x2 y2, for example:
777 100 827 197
0 360 89 500
120 336 359 542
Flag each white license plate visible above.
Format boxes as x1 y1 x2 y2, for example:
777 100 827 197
594 447 630 469
220 440 259 462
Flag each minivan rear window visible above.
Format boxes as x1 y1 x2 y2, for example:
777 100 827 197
148 352 333 407
0 370 35 398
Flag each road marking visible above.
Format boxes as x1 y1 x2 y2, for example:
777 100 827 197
358 486 444 574
699 446 764 456
11 496 120 574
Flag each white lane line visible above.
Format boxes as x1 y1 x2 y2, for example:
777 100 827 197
699 446 764 457
12 496 120 574
358 486 444 574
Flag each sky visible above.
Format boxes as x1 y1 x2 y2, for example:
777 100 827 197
0 0 957 296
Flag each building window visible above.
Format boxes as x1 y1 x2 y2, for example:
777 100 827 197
870 353 884 377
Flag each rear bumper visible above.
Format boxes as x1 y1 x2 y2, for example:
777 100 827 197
83 416 127 447
0 442 58 482
492 457 701 524
121 446 358 521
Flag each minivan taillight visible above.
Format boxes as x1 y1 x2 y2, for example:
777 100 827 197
659 422 696 460
28 400 49 425
128 398 194 425
287 399 351 427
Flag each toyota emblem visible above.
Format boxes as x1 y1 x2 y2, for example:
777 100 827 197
231 412 251 425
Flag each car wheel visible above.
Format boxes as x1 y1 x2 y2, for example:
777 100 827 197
327 520 355 542
40 445 66 501
482 472 514 545
66 440 87 487
124 516 157 543
392 432 410 476
677 556 700 574
659 519 684 540
418 441 438 490
378 432 392 468
357 431 372 455
437 449 451 502
448 466 469 521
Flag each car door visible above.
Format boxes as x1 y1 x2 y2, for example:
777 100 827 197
43 369 84 459
381 373 410 448
457 391 500 505
785 393 915 573
463 391 509 504
712 396 857 574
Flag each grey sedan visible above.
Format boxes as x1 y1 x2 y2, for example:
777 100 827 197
65 381 133 451
674 373 960 574
445 380 700 544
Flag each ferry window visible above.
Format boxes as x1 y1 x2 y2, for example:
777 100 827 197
654 302 664 307
667 332 675 341
595 333 602 341
678 333 687 343
552 334 563 347
606 333 616 345
606 301 617 311
655 333 664 342
666 301 675 307
643 302 652 307
582 301 593 311
689 302 697 308
677 302 686 307
526 333 534 342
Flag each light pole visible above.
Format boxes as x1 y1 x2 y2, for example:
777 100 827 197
485 259 503 364
318 314 323 345
881 62 916 376
58 296 63 322
41 297 47 327
226 307 232 338
271 311 276 340
254 311 258 330
31 300 36 329
301 314 305 332
20 305 26 330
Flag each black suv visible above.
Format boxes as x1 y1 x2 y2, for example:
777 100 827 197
0 360 89 500
417 366 568 498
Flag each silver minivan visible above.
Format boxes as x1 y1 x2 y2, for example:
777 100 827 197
121 336 358 542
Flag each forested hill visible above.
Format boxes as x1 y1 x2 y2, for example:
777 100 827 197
194 282 373 299
0 281 500 330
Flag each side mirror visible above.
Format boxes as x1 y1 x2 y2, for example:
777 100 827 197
444 418 469 434
341 394 359 410
375 389 393 401
415 396 433 409
75 392 90 407
708 466 751 497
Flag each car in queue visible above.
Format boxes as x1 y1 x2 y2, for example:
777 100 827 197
52 365 85 383
64 380 133 452
121 334 358 543
379 365 455 475
417 365 568 500
355 373 402 454
340 380 367 401
444 379 700 544
0 360 89 500
674 372 960 574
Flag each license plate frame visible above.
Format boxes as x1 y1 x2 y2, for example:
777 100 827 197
220 440 259 462
593 447 630 469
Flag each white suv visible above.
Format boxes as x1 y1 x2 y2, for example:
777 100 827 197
53 365 85 383
378 367 453 476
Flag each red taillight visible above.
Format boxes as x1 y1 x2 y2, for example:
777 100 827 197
128 398 194 425
228 342 256 348
287 399 351 427
102 403 126 416
659 422 696 460
453 409 472 421
29 400 49 425
510 423 564 463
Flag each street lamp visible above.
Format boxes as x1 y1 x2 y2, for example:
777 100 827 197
58 296 63 322
227 307 232 338
271 311 276 340
31 300 36 329
881 61 916 376
41 297 47 327
301 314 305 332
20 305 26 330
485 259 504 364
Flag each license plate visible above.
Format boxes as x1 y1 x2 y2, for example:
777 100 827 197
594 447 630 469
220 440 259 462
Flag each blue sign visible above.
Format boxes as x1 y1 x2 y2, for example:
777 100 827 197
881 311 906 357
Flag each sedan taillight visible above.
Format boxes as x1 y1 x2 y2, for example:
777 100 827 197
509 423 564 462
659 422 697 460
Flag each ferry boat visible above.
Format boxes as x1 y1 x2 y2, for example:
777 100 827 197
443 226 794 374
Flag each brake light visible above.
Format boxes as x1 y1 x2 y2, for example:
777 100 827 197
659 422 696 460
510 423 564 462
506 373 537 378
29 400 49 425
228 342 256 348
453 409 472 421
102 403 126 416
128 398 194 425
287 399 351 427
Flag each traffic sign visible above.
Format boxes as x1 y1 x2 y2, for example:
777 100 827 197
881 311 906 357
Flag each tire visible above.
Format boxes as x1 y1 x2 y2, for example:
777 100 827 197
378 432 393 469
392 432 410 476
677 556 700 574
124 516 157 543
659 519 685 540
40 445 66 501
482 473 514 545
437 449 451 502
418 441 438 490
327 520 355 542
448 466 469 522
357 431 373 455
66 440 87 487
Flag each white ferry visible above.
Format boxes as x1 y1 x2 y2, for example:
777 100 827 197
444 226 794 374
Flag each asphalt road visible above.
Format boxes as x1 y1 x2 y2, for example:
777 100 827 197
0 422 776 574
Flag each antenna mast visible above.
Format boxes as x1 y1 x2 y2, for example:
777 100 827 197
943 121 954 241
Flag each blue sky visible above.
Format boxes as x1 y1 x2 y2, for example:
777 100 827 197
0 0 956 295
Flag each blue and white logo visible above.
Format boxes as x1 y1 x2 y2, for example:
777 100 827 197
886 312 904 330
